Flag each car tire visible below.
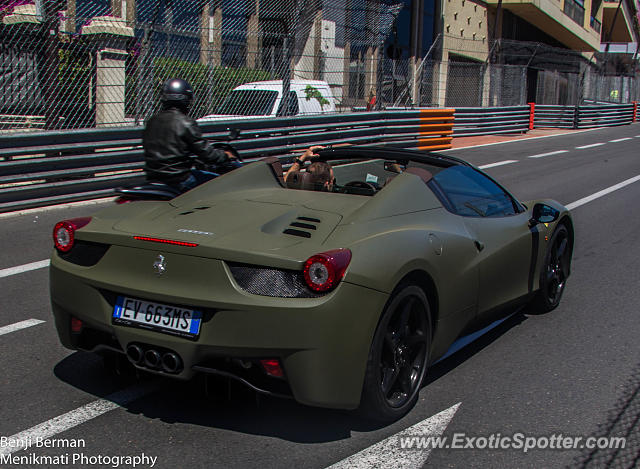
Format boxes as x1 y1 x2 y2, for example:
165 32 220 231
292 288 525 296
358 283 431 422
530 223 572 313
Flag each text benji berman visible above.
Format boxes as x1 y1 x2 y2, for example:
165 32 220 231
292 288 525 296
0 437 85 450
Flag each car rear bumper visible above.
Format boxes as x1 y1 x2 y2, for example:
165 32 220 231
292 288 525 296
49 250 388 410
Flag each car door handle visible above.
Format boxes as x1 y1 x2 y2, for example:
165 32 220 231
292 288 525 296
474 240 485 252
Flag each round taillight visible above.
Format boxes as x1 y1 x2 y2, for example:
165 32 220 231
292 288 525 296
53 222 74 252
303 249 351 292
53 217 92 252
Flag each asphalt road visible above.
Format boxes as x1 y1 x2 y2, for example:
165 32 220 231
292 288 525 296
1 125 639 469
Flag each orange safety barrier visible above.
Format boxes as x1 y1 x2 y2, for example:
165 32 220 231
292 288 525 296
416 109 455 151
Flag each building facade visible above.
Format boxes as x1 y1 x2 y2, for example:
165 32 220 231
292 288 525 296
1 0 639 129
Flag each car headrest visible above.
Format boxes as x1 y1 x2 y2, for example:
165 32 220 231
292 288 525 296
286 171 318 191
261 156 285 187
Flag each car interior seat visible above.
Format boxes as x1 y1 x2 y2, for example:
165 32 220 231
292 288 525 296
286 171 319 191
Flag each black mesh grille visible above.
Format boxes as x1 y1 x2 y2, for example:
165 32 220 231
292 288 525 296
228 263 322 298
58 241 110 267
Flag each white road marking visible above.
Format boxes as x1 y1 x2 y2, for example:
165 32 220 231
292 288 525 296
0 383 157 456
575 143 605 149
326 403 461 469
341 159 520 171
337 158 382 168
567 175 640 210
439 128 601 152
528 150 568 159
0 319 45 336
0 260 50 279
477 160 518 169
609 138 632 143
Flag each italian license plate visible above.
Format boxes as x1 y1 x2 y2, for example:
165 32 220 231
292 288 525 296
112 296 202 339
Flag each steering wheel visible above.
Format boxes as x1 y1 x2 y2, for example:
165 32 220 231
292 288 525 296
342 180 378 195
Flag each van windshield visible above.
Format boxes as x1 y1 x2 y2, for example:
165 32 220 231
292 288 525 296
215 90 279 116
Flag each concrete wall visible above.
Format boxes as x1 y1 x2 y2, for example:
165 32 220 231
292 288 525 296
442 0 490 62
486 0 602 51
293 18 346 102
436 0 491 106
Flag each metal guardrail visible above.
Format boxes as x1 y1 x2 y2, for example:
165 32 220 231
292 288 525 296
575 104 635 129
453 106 530 137
0 110 454 213
1 102 636 213
533 105 576 129
534 103 635 129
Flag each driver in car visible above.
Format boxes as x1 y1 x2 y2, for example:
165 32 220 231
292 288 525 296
284 145 336 191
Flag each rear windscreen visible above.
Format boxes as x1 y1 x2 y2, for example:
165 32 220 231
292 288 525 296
215 90 279 116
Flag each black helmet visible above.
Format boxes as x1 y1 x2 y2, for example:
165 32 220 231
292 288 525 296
161 78 193 111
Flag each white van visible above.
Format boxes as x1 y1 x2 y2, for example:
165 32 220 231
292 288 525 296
199 80 336 122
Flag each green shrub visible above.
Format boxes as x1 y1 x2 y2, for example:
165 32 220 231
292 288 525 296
58 49 92 97
57 48 93 127
126 55 275 119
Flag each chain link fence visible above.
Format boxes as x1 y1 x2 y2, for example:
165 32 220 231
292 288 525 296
572 364 640 468
396 36 640 109
1 1 640 132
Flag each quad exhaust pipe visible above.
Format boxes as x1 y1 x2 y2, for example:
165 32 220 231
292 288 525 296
161 352 182 373
126 344 144 364
126 344 182 374
144 349 162 369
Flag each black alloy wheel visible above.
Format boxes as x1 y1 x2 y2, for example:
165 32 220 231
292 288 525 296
532 224 572 313
359 284 431 422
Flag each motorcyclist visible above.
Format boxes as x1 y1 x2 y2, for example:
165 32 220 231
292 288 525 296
143 78 236 193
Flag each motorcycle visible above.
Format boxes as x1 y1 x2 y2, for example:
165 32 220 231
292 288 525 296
115 130 242 204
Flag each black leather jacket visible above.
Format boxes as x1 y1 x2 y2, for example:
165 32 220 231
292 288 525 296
143 108 229 183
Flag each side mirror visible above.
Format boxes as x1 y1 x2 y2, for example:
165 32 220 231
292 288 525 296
529 203 559 227
384 161 406 173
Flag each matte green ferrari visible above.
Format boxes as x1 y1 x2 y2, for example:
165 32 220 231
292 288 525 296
49 147 574 421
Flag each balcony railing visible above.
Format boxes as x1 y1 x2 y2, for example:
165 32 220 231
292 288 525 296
564 0 585 26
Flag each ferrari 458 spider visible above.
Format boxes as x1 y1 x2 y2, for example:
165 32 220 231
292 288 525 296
50 147 573 421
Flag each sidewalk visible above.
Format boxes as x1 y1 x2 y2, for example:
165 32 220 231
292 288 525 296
450 128 585 149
